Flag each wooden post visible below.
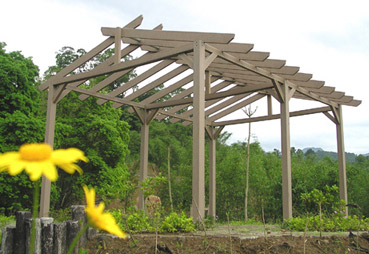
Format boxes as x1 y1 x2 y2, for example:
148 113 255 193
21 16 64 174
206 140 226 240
205 126 223 219
336 105 348 215
40 86 57 217
192 40 206 221
280 82 293 220
138 111 149 210
208 130 216 218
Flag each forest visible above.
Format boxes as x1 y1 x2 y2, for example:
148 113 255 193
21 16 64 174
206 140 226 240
1 42 369 226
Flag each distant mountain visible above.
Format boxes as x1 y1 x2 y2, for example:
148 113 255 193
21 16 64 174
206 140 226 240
301 147 357 163
302 147 324 153
363 153 369 157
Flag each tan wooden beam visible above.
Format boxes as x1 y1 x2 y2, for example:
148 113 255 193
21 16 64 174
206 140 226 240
208 93 265 122
192 40 206 221
102 27 235 43
59 22 164 102
68 86 144 108
335 105 348 215
40 86 57 217
112 65 189 108
154 78 225 121
52 43 193 85
147 84 273 110
114 27 122 64
213 106 331 126
97 59 174 105
267 94 272 116
39 15 143 91
206 44 339 108
280 83 292 220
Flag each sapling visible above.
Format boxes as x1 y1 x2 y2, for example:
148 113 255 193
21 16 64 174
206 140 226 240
226 212 233 254
242 105 257 221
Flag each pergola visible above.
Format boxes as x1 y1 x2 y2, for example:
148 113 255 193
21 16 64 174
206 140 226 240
38 16 361 220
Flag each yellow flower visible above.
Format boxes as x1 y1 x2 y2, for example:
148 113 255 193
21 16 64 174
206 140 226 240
83 186 126 238
0 143 88 182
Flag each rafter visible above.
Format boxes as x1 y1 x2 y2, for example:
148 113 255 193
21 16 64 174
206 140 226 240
213 106 332 126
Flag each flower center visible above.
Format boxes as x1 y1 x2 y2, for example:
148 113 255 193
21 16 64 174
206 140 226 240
20 143 52 161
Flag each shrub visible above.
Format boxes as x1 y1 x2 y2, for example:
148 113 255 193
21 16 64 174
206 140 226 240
111 208 195 234
160 211 195 233
283 214 369 232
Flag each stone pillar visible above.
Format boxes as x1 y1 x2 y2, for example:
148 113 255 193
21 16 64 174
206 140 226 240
41 217 54 254
0 226 15 254
14 211 32 254
53 222 67 254
66 220 80 254
72 205 87 248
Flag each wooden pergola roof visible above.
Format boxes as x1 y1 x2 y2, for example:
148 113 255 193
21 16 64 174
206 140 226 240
38 15 360 220
39 15 360 126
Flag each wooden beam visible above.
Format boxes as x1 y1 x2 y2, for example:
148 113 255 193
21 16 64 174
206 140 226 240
154 78 225 121
146 84 273 110
39 15 143 91
52 43 193 85
206 44 340 108
192 40 206 221
68 86 144 108
113 65 189 108
102 27 235 43
97 60 174 105
213 106 331 126
208 93 265 122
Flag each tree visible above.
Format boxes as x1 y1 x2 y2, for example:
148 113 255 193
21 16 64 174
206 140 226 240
42 46 136 208
242 105 257 221
0 43 44 214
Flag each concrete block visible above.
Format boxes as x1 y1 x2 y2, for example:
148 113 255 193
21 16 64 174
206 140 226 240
0 226 16 254
25 218 41 254
52 222 66 254
40 217 53 254
14 211 31 254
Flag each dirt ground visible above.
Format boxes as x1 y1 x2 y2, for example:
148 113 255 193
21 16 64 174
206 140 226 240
85 225 369 253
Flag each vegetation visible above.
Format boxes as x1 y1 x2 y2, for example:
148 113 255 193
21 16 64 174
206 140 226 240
1 42 369 234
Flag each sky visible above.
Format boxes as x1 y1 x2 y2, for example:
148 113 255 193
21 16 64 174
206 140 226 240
1 0 369 154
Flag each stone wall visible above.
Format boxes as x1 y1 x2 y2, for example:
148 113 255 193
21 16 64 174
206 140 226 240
0 205 96 254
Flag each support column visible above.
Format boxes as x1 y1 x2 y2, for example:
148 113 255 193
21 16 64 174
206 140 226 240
206 126 224 219
134 108 158 210
40 85 57 217
209 136 216 218
138 120 149 210
280 82 293 220
192 40 206 221
336 105 348 215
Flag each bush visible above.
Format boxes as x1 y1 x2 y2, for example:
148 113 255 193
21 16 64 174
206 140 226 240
159 211 195 233
283 214 369 232
111 208 195 234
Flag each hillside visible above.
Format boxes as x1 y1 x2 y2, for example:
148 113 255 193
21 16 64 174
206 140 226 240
302 147 358 163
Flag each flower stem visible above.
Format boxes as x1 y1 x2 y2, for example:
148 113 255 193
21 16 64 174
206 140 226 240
67 221 91 254
30 180 40 254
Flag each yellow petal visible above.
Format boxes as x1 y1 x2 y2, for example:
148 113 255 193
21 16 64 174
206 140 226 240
41 162 58 182
83 186 95 208
0 152 21 171
57 163 83 175
25 163 43 181
51 148 88 164
8 160 26 175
